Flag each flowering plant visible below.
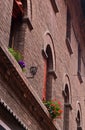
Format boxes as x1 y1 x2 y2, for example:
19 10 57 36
43 100 62 119
8 48 25 70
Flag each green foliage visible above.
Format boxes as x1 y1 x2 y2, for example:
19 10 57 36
8 48 22 62
43 100 62 119
8 48 25 70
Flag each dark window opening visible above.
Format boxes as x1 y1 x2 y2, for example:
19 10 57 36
63 84 70 130
77 111 80 127
9 0 24 49
77 44 83 83
46 45 53 101
42 45 54 101
76 111 82 130
78 44 81 73
9 0 26 53
66 7 71 42
66 7 73 54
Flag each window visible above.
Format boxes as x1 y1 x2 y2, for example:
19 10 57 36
66 7 73 54
42 33 57 101
76 110 82 130
42 45 53 101
46 45 53 101
77 44 83 83
9 0 25 52
9 0 33 53
63 84 70 130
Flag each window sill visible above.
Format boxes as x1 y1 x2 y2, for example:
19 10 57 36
77 71 83 83
66 37 73 54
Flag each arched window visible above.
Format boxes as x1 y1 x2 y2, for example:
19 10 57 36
76 111 81 127
42 32 57 101
42 44 53 101
63 84 70 130
76 102 82 130
76 111 82 130
46 45 53 101
63 74 72 130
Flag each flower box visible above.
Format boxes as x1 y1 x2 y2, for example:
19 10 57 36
43 100 62 119
8 48 25 71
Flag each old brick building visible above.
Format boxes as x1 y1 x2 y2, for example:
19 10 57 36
0 0 85 130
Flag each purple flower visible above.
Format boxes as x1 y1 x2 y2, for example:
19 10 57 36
18 61 25 68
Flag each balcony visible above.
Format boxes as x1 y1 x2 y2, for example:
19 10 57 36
0 43 59 130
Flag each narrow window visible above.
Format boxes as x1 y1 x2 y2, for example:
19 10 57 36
66 7 71 41
9 0 25 52
76 111 82 130
78 44 81 73
46 45 53 101
63 84 70 130
66 7 73 54
77 44 83 83
42 45 53 101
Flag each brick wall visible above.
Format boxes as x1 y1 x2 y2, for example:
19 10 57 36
0 0 85 130
0 0 13 47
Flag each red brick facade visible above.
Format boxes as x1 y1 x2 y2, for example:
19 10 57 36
0 0 85 130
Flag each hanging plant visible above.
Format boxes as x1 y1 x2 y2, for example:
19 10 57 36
43 100 62 119
8 48 25 70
